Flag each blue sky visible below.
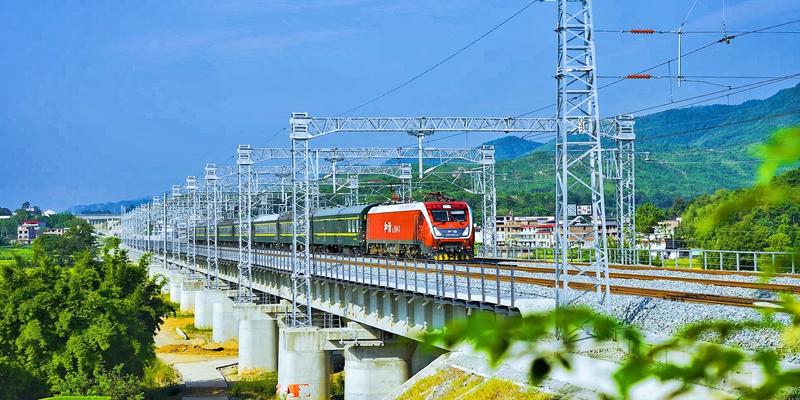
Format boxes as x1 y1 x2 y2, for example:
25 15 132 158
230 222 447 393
1 0 798 210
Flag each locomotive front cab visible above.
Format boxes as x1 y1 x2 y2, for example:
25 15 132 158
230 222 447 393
425 202 474 260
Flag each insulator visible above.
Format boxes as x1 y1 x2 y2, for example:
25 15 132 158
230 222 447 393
625 74 652 80
630 29 656 34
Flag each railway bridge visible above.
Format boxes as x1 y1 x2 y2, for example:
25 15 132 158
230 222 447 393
124 240 530 400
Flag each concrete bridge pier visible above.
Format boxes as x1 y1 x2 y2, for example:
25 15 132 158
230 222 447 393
239 317 278 373
211 297 237 343
194 289 224 329
237 303 288 373
179 280 204 312
277 326 331 400
343 341 416 400
168 273 185 303
212 301 280 343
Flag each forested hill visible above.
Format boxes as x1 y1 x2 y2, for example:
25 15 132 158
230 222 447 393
67 198 150 214
482 136 542 160
493 83 800 215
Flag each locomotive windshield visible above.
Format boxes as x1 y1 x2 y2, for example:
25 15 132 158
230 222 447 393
432 210 448 222
449 209 466 221
431 209 467 222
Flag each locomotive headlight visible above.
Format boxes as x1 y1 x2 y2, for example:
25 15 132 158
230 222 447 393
462 226 470 236
433 227 443 237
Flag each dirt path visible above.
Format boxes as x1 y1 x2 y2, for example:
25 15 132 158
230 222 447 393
155 315 238 400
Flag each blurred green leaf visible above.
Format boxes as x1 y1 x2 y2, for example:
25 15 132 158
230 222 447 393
755 126 800 184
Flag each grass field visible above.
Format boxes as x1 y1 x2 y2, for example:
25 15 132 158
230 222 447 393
0 245 33 266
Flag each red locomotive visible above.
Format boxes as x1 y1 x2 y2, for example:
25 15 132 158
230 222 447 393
365 201 474 260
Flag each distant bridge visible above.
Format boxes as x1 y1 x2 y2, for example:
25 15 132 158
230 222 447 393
76 214 121 235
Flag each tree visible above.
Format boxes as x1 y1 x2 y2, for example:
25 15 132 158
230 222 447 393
666 196 688 218
635 202 665 234
0 228 173 399
40 212 79 229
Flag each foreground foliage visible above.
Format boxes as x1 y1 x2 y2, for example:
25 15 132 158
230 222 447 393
0 225 174 399
426 305 800 399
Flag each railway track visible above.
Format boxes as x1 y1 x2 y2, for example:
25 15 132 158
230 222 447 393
240 252 789 310
478 256 800 279
466 260 800 295
198 247 797 309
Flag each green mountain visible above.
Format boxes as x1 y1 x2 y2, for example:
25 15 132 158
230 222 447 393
482 136 542 160
67 198 150 215
493 83 800 214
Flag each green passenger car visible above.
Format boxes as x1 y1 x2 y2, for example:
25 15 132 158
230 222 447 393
217 219 236 243
277 212 302 246
253 214 280 246
195 225 207 242
311 204 374 253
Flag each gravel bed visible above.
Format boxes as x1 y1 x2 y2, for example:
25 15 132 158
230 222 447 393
516 270 779 300
512 260 800 286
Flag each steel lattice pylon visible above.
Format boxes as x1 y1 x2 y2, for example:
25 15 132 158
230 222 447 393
237 146 255 303
186 176 198 271
290 114 313 327
614 115 636 264
170 186 183 269
157 194 168 270
205 164 220 289
554 0 610 306
479 146 497 257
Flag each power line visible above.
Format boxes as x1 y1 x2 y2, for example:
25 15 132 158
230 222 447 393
622 72 800 115
335 0 541 117
514 18 800 118
596 29 800 34
396 18 800 147
599 75 799 80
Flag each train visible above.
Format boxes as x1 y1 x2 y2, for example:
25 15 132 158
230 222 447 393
195 201 474 260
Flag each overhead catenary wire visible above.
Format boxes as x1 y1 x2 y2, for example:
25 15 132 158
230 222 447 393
600 75 799 80
513 17 800 119
364 13 798 150
621 72 800 115
596 29 800 34
403 17 800 149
